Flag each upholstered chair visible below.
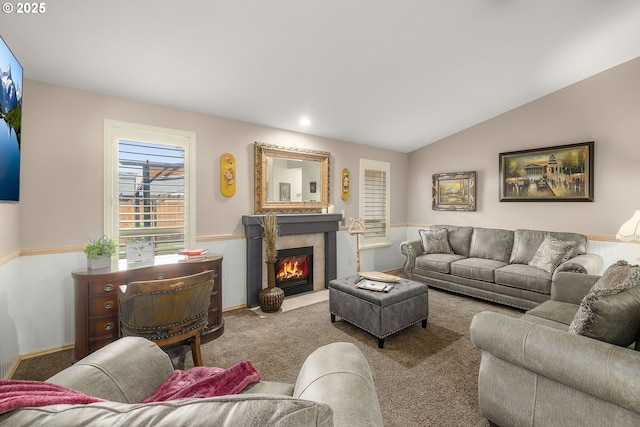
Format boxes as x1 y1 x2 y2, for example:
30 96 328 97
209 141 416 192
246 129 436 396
118 270 214 366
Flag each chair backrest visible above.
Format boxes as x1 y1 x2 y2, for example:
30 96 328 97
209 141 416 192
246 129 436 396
118 270 214 342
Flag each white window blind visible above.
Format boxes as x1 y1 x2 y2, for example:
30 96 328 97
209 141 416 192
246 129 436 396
359 159 391 248
104 120 196 259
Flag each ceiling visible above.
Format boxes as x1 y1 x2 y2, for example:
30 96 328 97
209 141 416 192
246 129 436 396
2 1 640 153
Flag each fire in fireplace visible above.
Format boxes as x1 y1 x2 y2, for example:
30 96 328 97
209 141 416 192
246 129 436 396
274 246 313 296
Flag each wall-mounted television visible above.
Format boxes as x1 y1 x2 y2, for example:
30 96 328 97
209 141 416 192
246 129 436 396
0 35 22 202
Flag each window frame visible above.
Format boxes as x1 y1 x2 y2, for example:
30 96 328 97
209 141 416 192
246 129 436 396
358 158 391 249
104 120 196 258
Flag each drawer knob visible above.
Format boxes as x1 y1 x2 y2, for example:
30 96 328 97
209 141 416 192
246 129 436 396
157 273 165 279
104 322 115 331
103 284 114 292
103 300 115 309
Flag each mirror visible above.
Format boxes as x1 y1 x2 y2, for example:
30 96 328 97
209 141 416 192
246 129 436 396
254 142 330 213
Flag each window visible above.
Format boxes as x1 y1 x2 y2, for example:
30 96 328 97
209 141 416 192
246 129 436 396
104 120 196 258
359 159 391 248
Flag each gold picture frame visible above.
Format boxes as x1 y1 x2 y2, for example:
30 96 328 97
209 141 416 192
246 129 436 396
432 171 476 211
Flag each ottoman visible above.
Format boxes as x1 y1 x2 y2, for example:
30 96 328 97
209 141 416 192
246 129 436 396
329 276 429 348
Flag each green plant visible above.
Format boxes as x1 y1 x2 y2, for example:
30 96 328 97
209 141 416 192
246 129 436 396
84 236 118 259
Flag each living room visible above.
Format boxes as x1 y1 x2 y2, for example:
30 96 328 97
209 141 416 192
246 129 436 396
2 2 640 425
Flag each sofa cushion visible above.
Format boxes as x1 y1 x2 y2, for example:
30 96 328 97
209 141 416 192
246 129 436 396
419 228 453 254
568 260 640 347
451 258 507 283
528 235 577 274
416 253 466 274
494 264 552 294
510 229 587 264
510 229 548 264
468 228 514 263
431 225 473 256
524 300 579 327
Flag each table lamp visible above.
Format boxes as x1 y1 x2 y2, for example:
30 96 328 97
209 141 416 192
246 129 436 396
616 210 640 241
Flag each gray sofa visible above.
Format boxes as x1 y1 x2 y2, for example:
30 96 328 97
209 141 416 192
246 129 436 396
0 337 383 426
470 271 640 426
401 225 603 309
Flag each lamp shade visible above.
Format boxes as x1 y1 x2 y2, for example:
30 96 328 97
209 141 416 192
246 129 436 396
616 210 640 241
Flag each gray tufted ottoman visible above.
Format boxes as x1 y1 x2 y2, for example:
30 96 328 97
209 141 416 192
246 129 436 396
329 276 429 348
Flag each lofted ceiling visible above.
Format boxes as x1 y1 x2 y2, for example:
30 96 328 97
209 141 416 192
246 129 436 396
2 1 640 153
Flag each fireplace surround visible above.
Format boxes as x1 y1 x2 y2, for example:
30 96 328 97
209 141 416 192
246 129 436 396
242 213 342 308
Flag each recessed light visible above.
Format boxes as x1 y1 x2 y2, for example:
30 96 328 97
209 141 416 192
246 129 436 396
299 117 311 127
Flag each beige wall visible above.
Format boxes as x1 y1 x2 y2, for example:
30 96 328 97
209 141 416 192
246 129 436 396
407 57 640 237
15 80 408 250
6 55 640 253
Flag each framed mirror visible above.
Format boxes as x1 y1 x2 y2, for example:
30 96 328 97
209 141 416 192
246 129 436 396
254 142 330 213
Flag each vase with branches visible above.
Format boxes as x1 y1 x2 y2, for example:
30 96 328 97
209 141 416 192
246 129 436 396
259 212 284 312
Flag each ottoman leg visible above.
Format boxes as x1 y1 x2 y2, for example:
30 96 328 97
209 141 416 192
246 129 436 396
331 313 336 323
378 338 384 349
422 319 428 328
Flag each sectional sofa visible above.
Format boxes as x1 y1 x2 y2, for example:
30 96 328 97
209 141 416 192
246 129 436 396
471 269 640 426
401 225 603 309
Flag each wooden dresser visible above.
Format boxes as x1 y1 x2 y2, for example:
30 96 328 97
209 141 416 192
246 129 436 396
72 255 224 361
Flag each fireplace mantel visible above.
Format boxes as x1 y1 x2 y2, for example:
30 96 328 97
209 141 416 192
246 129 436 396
242 214 342 308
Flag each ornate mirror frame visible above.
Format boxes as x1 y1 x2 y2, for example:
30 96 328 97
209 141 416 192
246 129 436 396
254 141 330 214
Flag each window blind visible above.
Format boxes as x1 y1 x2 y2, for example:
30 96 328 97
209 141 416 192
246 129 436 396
117 140 186 258
363 168 388 241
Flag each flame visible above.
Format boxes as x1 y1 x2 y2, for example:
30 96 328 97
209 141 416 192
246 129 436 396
276 256 308 280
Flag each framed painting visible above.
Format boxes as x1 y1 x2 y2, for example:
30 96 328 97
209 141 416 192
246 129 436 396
432 171 476 211
279 182 291 201
499 141 594 202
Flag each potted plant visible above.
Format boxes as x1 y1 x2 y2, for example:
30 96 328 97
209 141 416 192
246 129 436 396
84 236 118 269
258 213 284 312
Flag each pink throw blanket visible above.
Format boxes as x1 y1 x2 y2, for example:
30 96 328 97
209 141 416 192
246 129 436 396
0 360 260 415
0 380 105 415
143 360 261 402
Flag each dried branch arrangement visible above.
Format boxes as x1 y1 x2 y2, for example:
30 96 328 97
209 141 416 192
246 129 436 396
260 212 279 263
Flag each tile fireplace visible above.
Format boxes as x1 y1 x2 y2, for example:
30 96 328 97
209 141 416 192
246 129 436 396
242 213 342 308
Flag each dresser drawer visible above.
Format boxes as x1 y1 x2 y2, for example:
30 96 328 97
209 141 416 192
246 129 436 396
88 279 124 296
89 316 118 338
89 295 118 316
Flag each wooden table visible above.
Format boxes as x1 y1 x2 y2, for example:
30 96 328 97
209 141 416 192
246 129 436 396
72 255 224 361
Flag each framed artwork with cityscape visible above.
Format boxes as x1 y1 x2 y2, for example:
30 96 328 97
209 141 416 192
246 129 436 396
499 141 594 202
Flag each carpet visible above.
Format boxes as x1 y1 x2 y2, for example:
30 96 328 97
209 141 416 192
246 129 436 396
11 288 521 426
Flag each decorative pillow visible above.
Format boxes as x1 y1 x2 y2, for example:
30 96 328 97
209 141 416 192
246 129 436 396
528 235 576 273
568 260 640 347
419 228 453 255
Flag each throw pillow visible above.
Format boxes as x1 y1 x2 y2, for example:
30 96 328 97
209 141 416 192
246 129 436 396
528 235 576 273
568 260 640 347
419 228 453 255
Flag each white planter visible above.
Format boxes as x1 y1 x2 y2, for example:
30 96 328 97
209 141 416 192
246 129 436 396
87 255 111 270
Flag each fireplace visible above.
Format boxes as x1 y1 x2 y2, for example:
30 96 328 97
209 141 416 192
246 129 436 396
274 246 313 296
242 213 342 308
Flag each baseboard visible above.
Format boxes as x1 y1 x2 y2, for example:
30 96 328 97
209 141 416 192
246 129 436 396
18 343 74 363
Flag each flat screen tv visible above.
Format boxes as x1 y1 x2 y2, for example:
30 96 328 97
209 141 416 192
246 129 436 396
0 35 22 202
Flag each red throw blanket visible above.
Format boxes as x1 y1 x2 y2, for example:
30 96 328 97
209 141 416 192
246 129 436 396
0 360 260 415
